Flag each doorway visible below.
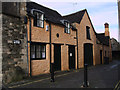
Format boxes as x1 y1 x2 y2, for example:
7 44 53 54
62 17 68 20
69 45 75 69
54 44 61 71
100 50 102 64
84 43 93 66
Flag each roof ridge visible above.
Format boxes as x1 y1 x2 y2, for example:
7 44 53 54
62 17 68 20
63 9 87 17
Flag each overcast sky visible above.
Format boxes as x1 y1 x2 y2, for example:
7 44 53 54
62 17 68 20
31 0 118 41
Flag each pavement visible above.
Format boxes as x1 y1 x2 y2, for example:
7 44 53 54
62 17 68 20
2 60 120 89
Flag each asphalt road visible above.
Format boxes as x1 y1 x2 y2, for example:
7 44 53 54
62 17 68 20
8 60 120 88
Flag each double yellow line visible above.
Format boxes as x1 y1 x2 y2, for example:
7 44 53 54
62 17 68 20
114 80 120 90
8 71 76 88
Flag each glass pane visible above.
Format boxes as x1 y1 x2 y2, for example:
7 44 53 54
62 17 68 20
31 51 35 58
40 14 43 20
37 13 40 19
41 45 45 51
68 28 70 34
65 22 68 27
36 45 41 51
36 52 41 58
37 20 40 27
86 26 90 39
33 11 37 15
66 28 68 33
31 45 35 51
40 20 43 27
34 13 37 26
68 23 70 28
42 52 45 58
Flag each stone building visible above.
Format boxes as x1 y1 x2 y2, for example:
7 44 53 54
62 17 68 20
1 1 112 83
111 38 120 51
111 38 120 60
2 2 28 83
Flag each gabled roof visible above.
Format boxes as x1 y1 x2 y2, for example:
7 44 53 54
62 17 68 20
2 2 110 46
96 33 109 46
63 9 97 35
63 9 86 23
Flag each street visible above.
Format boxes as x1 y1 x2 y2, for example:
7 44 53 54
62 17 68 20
7 60 120 88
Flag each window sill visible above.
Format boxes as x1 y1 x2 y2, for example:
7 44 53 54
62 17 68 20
65 33 70 34
31 58 46 60
33 25 44 28
87 38 91 40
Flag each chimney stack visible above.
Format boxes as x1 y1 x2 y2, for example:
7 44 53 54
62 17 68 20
104 23 109 36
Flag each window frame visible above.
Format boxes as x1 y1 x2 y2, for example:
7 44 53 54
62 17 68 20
64 21 70 34
86 26 91 40
30 43 46 60
33 11 44 28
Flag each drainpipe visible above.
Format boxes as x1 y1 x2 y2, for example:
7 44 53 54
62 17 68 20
49 23 55 82
26 18 29 77
76 30 79 69
29 18 32 77
24 15 30 77
49 22 52 72
102 43 104 64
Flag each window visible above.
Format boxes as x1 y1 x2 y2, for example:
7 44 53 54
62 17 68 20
86 26 91 40
33 11 44 28
64 21 70 34
105 51 106 57
31 44 46 60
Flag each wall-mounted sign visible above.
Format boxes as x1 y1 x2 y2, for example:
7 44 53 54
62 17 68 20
70 53 72 57
13 40 21 44
46 25 49 31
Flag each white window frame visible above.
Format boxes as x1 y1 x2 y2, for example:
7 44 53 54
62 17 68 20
33 11 44 28
65 21 70 34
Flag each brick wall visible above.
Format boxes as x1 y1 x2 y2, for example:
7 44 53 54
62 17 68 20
27 17 77 76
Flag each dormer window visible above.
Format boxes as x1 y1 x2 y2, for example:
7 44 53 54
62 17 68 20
33 11 44 28
64 21 70 34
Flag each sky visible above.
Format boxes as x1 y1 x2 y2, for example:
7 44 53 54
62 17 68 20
31 0 119 41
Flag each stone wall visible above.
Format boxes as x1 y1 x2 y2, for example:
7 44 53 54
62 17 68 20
2 14 28 84
0 13 2 88
111 38 120 51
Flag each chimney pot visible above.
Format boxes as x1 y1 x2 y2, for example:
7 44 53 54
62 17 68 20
104 23 109 28
104 23 109 36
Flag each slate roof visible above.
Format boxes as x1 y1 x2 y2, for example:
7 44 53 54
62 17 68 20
26 2 64 25
96 33 109 46
63 9 86 23
2 1 109 46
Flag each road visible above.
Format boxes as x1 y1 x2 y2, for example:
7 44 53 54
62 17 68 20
7 60 120 88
